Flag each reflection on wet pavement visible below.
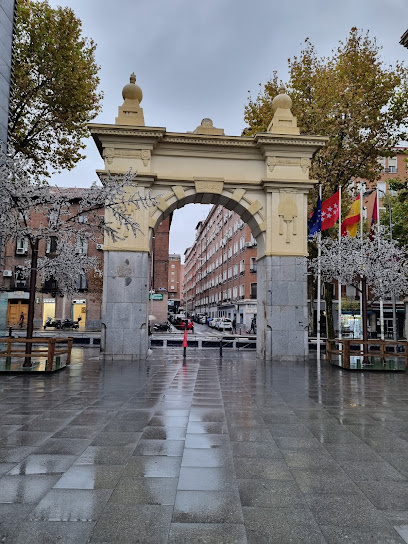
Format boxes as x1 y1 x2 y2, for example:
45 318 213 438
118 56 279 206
0 347 408 542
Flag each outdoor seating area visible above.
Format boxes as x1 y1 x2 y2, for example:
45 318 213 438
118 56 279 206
0 337 73 373
326 338 408 371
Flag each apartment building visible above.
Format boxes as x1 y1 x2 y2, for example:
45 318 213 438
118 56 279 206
168 253 182 313
0 193 104 330
184 205 257 329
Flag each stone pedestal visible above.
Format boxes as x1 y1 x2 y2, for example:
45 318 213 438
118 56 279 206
101 251 149 360
257 256 308 361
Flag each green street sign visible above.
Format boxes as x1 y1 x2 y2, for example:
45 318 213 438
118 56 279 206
149 293 163 300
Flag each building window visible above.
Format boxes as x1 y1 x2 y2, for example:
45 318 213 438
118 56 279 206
171 264 175 268
77 274 87 291
14 267 27 288
76 238 88 255
250 258 257 273
16 237 29 255
233 242 238 256
46 237 58 254
250 283 257 299
388 157 397 173
239 236 245 251
240 260 245 275
239 284 245 299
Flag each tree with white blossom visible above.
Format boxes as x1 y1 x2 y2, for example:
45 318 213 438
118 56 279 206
308 229 408 341
0 150 156 364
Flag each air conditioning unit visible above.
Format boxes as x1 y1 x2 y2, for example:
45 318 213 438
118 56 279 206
16 248 27 254
2 270 12 277
96 244 103 250
245 242 252 247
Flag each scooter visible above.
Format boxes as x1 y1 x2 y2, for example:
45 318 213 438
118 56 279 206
61 316 82 329
153 321 170 332
44 317 62 330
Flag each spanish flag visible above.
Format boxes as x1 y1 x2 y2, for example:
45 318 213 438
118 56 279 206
341 194 360 237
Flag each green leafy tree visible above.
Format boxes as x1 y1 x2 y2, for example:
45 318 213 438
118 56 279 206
386 177 408 249
9 0 102 178
244 28 408 338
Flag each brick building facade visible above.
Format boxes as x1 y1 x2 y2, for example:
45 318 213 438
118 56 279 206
184 205 257 329
0 193 104 331
168 253 182 313
149 216 171 323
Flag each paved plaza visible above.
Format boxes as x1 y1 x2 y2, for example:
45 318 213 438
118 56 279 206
1 348 408 543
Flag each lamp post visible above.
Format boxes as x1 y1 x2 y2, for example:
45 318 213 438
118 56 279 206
378 188 398 341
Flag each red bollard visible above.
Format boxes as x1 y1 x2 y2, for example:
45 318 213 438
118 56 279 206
182 328 188 358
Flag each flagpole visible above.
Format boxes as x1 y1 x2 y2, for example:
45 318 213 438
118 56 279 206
377 188 385 340
338 186 342 343
360 186 364 357
317 184 322 361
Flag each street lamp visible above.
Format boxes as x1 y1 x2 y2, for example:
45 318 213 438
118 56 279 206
378 188 398 341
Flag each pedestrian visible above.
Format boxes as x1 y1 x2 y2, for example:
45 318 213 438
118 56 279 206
249 317 256 334
19 311 24 329
232 316 236 334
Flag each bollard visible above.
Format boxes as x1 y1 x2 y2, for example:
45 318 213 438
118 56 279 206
219 338 223 358
182 328 188 358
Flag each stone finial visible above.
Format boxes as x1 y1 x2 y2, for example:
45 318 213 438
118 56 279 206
267 86 300 135
115 73 145 126
193 118 225 135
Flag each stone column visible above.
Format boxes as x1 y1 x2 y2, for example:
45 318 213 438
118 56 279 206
257 256 308 361
101 250 149 360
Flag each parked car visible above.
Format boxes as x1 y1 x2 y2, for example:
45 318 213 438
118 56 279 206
209 318 222 329
215 318 233 331
179 319 194 331
198 315 207 324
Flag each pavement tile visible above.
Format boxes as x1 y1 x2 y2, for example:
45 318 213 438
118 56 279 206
168 522 247 544
238 479 305 507
89 504 173 544
7 454 77 475
0 474 59 503
320 524 405 544
110 476 178 505
173 490 243 523
53 465 125 489
123 455 182 478
12 521 96 544
29 488 112 521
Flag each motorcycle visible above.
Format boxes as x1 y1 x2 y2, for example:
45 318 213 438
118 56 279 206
44 317 62 330
153 321 170 332
61 316 82 329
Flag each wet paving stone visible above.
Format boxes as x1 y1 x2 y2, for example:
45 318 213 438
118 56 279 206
29 488 112 521
173 490 243 524
7 454 77 475
0 475 59 503
110 476 178 505
89 503 173 544
54 465 125 489
2 348 408 543
168 522 247 544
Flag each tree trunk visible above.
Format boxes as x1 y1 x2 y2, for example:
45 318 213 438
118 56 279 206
324 281 335 339
24 238 39 367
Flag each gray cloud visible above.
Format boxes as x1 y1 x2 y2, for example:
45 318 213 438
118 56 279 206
47 0 408 257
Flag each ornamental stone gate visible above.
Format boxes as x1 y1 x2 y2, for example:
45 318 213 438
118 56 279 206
90 75 326 361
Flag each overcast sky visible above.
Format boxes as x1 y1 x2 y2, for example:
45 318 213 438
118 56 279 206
47 0 408 258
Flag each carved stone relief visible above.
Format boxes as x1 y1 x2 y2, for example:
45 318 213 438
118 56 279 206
278 190 298 244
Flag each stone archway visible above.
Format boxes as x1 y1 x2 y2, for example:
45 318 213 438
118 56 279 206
90 75 326 361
